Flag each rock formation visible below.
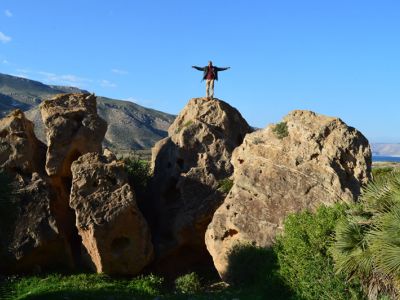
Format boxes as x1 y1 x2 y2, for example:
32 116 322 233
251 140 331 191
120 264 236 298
70 152 153 275
0 109 46 174
40 93 107 177
9 173 74 272
0 110 72 273
205 110 372 279
149 97 252 272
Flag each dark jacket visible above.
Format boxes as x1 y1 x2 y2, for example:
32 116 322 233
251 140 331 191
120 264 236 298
192 65 230 81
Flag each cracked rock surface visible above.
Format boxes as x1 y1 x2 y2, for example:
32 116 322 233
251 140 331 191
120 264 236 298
205 110 372 280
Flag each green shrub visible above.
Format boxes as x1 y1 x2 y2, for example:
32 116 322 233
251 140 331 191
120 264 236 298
372 166 393 180
128 274 164 296
174 272 202 295
332 171 400 299
218 178 233 194
275 204 364 300
124 157 151 197
272 122 289 139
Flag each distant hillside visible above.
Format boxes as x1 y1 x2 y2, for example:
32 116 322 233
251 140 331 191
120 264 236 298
0 73 175 150
371 143 400 157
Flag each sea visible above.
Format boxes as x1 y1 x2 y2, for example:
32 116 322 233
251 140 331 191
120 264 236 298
373 156 400 163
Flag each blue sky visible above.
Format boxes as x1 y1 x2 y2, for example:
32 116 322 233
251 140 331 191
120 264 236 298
1 1 400 142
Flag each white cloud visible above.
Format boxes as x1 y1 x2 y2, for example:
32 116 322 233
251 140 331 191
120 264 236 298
2 59 9 64
100 79 117 88
111 68 128 75
11 73 28 79
0 32 11 43
38 71 92 88
5 9 12 17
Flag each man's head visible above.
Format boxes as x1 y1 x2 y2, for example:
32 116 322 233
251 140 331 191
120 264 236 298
208 61 213 66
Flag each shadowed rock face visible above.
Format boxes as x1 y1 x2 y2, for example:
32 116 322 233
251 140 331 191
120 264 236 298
148 97 252 273
40 93 107 177
10 173 74 273
0 109 46 175
0 110 73 273
70 153 154 275
205 110 372 280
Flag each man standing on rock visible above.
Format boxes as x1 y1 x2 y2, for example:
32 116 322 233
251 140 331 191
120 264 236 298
192 61 230 99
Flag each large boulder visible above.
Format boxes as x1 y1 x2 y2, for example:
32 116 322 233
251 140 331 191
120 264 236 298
70 152 154 275
5 173 74 273
0 109 46 174
205 110 372 279
149 97 252 272
40 93 107 177
0 110 73 273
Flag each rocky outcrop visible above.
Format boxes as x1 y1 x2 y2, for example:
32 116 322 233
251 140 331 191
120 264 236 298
70 153 153 275
40 93 107 177
0 110 73 273
9 173 74 273
149 98 252 272
0 109 45 174
205 110 372 279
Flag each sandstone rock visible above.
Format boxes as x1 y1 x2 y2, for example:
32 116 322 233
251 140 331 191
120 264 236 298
3 173 74 273
149 98 252 271
40 93 107 177
0 109 46 174
70 153 153 275
205 110 372 279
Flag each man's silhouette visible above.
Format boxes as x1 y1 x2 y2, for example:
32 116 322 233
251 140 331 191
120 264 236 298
192 61 230 99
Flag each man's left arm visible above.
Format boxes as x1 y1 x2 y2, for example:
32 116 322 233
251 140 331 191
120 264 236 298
215 67 231 71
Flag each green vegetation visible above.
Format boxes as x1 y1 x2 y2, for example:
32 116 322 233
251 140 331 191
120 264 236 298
372 166 394 180
217 178 233 194
174 272 202 295
124 157 152 198
4 273 163 300
272 121 289 139
9 170 400 300
175 120 194 134
275 204 364 300
332 170 400 299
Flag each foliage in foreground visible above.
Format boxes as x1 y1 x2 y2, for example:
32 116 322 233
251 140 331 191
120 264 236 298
275 204 364 300
332 170 400 300
4 273 163 300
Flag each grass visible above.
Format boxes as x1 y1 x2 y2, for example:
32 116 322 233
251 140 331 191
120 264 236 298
2 272 289 300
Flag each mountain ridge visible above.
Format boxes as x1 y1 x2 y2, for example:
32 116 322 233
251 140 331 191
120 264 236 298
0 73 175 150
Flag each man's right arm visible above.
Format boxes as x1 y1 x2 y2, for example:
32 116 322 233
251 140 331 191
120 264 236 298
192 66 205 71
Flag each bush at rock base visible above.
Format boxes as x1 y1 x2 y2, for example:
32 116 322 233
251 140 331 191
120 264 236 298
174 272 202 295
124 157 151 198
275 204 365 300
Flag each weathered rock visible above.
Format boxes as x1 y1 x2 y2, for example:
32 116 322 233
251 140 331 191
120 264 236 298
40 93 107 177
149 98 252 272
2 173 74 273
70 153 153 275
205 110 372 279
0 109 46 174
